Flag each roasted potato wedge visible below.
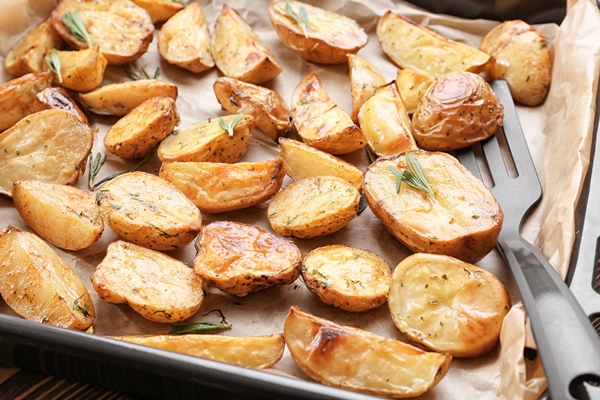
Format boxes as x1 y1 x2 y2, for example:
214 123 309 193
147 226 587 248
412 71 504 151
157 3 214 74
47 47 108 92
0 109 93 197
301 245 392 312
12 180 104 251
211 4 282 84
111 334 284 369
104 96 179 159
480 20 551 106
78 79 178 116
36 87 88 124
92 240 204 323
157 114 254 163
278 138 363 191
213 77 291 141
0 226 95 330
284 306 452 398
96 172 202 251
0 71 52 132
50 0 154 65
291 72 364 155
377 11 491 79
159 158 286 213
364 151 503 263
395 68 435 116
268 0 368 64
348 54 386 122
267 176 359 239
358 82 418 157
389 253 511 357
4 18 63 77
131 0 184 23
193 221 302 296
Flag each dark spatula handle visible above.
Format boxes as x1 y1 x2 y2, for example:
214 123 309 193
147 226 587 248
498 234 600 400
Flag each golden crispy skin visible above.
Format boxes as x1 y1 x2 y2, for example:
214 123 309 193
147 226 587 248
0 72 52 132
36 87 88 124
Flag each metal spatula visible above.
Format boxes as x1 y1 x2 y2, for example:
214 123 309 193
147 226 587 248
455 80 600 400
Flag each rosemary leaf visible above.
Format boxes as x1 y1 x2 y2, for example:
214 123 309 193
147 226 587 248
365 146 378 164
45 49 63 83
169 310 231 335
123 66 160 81
357 193 369 215
284 0 309 38
88 145 158 191
389 165 404 194
219 113 244 137
389 153 434 198
61 9 92 48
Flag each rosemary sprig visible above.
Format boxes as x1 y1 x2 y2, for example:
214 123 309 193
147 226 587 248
169 310 231 335
61 9 92 48
88 145 158 191
389 152 434 197
283 0 309 38
365 146 378 164
123 66 160 81
219 113 244 137
45 49 63 83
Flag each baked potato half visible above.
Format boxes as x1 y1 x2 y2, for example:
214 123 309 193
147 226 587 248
395 68 435 116
0 71 53 132
348 54 386 123
131 0 184 23
363 150 503 263
47 47 108 92
36 87 88 124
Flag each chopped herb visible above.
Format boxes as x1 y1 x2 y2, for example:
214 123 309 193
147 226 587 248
219 113 244 137
233 41 240 56
61 9 92 47
169 310 231 334
45 49 62 83
73 294 91 318
357 193 368 215
229 95 240 107
389 152 434 197
88 145 159 191
282 0 309 38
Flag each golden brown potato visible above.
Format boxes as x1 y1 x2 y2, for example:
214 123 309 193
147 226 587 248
211 4 282 84
12 180 104 251
50 0 154 65
267 176 359 239
0 109 93 197
131 0 184 23
157 3 214 73
48 47 108 92
347 54 386 123
36 87 88 124
395 68 435 116
193 221 302 296
0 226 95 330
213 77 291 141
389 253 511 357
4 18 63 77
111 334 284 369
377 11 491 79
92 240 204 323
301 245 392 312
268 0 368 64
364 151 503 263
412 71 504 151
157 114 254 163
278 138 363 191
480 20 551 106
291 72 364 155
0 71 53 132
96 172 202 251
78 79 178 116
358 82 418 157
159 158 286 213
284 306 452 398
104 96 179 159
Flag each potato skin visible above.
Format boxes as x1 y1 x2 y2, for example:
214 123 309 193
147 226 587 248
0 72 53 132
36 87 88 124
50 47 108 92
412 72 504 151
364 151 503 263
131 0 184 23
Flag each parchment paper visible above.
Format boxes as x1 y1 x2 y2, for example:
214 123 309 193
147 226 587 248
1 0 599 399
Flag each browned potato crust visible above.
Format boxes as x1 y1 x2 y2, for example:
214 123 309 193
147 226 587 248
395 68 435 116
36 87 88 124
347 54 386 122
131 0 184 23
0 71 53 132
48 47 108 92
193 221 302 297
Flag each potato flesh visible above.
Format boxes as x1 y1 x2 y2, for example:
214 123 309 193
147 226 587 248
0 72 52 132
131 0 184 23
53 47 108 92
348 54 386 122
284 306 451 398
395 68 435 116
0 227 95 330
36 87 88 124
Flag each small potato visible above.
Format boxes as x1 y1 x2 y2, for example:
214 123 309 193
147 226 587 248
48 47 108 92
92 240 204 323
267 176 359 239
4 18 63 77
292 72 364 155
0 71 53 132
347 54 386 122
213 77 291 141
278 138 363 191
12 180 104 251
157 114 254 163
157 3 214 74
104 96 179 159
284 306 452 398
193 221 302 296
268 0 368 64
111 334 284 369
389 253 511 357
0 226 95 330
159 158 286 213
78 79 178 116
364 151 503 263
377 11 491 79
131 0 184 23
211 4 282 84
358 82 418 157
0 109 93 197
412 71 504 151
395 68 435 116
301 245 392 312
36 87 88 124
96 172 202 251
50 0 154 65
